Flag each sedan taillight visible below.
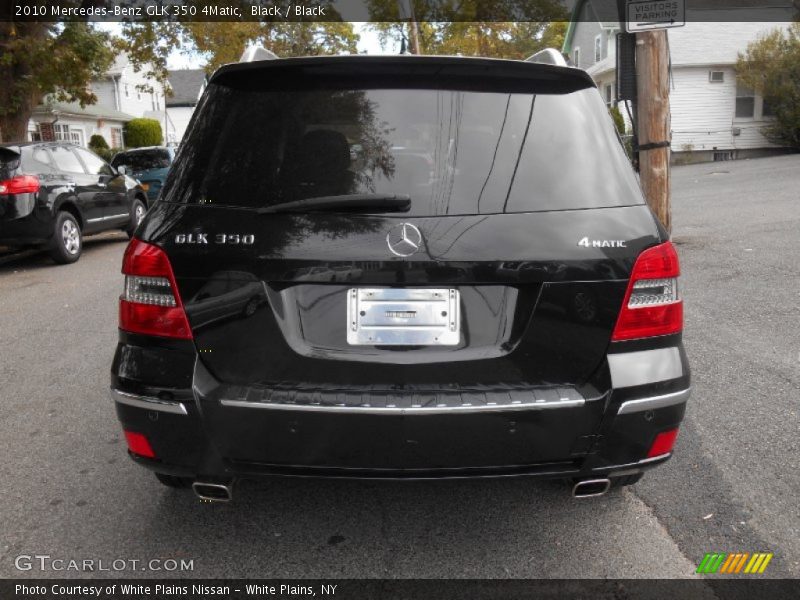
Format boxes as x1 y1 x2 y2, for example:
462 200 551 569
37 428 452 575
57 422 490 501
0 175 40 195
612 241 683 341
119 239 192 339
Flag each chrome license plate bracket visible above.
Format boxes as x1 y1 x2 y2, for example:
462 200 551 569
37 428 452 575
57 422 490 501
347 288 460 346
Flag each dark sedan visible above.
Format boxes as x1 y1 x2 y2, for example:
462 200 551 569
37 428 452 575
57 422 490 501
0 142 148 263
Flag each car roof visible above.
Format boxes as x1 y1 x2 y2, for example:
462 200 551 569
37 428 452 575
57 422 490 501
1 141 79 148
117 146 171 153
209 54 595 93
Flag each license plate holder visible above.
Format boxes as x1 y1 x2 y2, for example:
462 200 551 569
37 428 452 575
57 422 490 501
347 288 460 346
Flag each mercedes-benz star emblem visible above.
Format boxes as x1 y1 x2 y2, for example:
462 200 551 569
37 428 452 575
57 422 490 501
386 223 423 257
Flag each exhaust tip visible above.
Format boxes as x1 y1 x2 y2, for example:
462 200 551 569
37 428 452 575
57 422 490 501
192 481 233 503
572 478 611 498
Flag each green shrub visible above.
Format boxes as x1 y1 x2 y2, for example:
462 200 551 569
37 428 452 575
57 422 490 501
124 118 163 148
93 147 114 162
89 134 109 150
609 105 626 136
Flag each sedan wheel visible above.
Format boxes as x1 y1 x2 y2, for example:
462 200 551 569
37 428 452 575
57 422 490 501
62 219 80 255
126 199 147 238
134 202 146 226
49 211 83 264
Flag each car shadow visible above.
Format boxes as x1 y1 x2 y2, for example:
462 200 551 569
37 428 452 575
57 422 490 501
138 474 633 579
0 232 128 273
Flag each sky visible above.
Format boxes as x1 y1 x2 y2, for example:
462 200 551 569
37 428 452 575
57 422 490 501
97 23 396 70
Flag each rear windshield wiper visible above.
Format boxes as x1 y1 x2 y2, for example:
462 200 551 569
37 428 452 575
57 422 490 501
257 194 411 214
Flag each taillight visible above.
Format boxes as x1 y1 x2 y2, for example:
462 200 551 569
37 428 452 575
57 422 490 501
0 175 40 195
612 241 682 341
119 239 192 339
124 431 156 458
647 428 679 457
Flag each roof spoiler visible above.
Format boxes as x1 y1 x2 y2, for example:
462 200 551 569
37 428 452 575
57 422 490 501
239 46 279 63
525 48 568 67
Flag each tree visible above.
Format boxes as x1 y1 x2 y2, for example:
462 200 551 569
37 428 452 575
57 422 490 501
116 14 359 85
365 0 568 58
736 24 800 149
125 118 163 148
368 22 567 59
0 22 114 142
1 8 358 143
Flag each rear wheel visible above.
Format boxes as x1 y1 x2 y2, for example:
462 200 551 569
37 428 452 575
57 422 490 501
49 211 82 264
126 198 147 238
155 473 192 488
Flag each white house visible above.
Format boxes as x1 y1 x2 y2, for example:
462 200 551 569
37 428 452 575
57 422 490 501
563 1 791 163
164 69 207 145
29 53 168 149
28 101 133 150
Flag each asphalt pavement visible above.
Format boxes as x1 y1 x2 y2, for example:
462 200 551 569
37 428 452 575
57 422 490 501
0 155 797 581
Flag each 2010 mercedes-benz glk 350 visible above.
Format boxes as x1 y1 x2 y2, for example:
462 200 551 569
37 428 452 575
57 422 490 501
111 55 690 501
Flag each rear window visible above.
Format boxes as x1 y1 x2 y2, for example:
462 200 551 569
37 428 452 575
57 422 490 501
112 149 171 171
0 147 21 179
163 78 643 215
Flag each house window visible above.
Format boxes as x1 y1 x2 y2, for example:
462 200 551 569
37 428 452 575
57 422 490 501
594 35 602 63
137 88 142 101
124 84 129 98
735 81 755 118
605 83 614 107
573 47 581 68
111 127 123 148
709 71 724 83
68 129 84 147
53 123 70 141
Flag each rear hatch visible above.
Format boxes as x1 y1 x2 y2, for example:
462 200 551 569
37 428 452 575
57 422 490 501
138 56 663 469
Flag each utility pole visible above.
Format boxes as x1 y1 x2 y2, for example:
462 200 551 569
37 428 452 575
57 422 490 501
635 29 672 234
398 0 422 54
408 21 422 55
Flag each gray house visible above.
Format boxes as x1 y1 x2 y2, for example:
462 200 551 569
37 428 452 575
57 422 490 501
563 0 790 163
165 69 207 145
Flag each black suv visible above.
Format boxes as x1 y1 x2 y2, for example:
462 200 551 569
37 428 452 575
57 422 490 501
0 142 147 263
111 56 690 501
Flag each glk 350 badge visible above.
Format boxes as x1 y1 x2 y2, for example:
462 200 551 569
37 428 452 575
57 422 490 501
174 233 255 245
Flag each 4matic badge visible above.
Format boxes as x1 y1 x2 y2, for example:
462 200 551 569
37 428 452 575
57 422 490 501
577 237 627 248
174 233 255 245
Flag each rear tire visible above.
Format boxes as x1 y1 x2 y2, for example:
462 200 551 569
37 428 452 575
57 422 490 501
48 211 82 264
155 473 192 488
610 473 644 488
126 198 147 238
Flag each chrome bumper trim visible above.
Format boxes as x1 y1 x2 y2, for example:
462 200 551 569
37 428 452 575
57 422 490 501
219 397 585 415
616 387 691 415
111 388 188 415
592 452 672 475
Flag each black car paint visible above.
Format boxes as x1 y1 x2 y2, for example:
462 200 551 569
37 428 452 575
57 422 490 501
111 56 690 484
0 142 146 247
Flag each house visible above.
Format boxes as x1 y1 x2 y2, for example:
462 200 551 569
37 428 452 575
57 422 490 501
28 53 168 149
164 69 207 145
28 101 134 149
562 1 791 163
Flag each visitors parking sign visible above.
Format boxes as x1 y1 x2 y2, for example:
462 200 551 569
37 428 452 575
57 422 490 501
626 0 686 32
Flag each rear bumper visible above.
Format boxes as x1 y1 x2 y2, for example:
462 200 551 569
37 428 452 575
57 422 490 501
0 211 51 245
111 331 690 481
111 383 688 481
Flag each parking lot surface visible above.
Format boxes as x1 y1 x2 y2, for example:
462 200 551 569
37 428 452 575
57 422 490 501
0 155 797 579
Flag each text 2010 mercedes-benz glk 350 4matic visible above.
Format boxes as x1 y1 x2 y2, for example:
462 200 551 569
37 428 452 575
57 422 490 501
110 55 690 501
